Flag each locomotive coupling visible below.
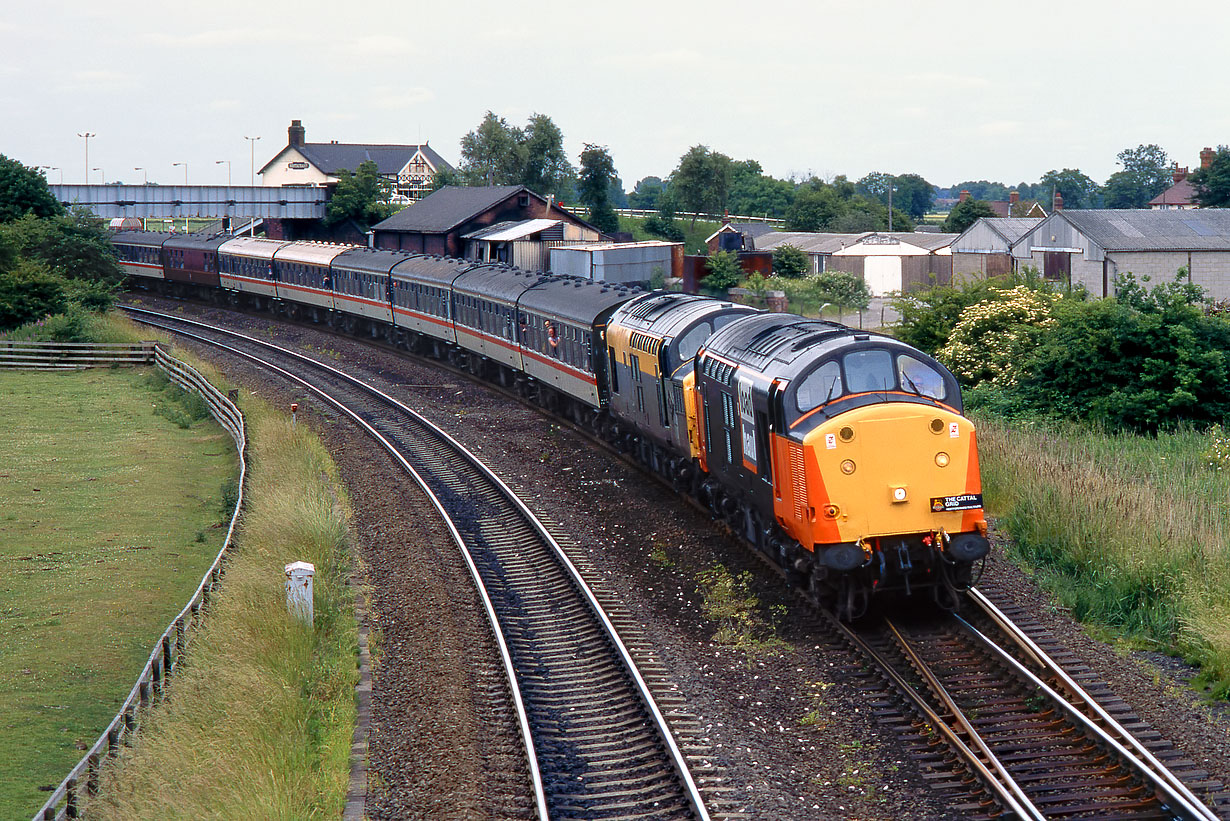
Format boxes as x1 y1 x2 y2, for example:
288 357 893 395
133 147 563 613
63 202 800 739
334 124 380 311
944 533 990 562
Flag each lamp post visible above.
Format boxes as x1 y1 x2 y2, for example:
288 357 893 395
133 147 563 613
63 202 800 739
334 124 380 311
92 167 104 184
134 167 147 184
887 183 895 233
77 132 95 183
244 136 261 186
173 162 188 185
216 160 231 186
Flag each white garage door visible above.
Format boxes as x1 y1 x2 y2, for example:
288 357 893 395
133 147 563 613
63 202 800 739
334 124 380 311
864 256 902 296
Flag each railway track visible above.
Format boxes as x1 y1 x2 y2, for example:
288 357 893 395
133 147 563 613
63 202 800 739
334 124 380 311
124 307 713 821
827 589 1228 820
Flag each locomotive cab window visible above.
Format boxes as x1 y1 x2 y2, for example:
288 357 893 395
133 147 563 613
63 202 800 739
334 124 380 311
843 349 895 394
897 354 947 400
795 361 843 413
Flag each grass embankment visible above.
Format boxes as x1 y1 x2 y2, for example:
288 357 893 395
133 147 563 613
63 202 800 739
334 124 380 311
977 417 1230 696
0 368 237 818
617 214 722 255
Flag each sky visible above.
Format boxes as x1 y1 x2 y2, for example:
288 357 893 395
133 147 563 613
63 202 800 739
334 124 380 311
3 0 1229 193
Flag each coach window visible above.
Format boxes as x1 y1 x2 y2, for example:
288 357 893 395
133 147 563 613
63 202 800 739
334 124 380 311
843 349 895 394
794 360 843 414
897 355 947 400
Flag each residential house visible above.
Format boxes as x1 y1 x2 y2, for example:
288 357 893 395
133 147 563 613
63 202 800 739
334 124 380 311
1149 148 1216 210
370 185 600 258
955 189 1046 218
1010 209 1230 297
259 119 453 201
951 217 1044 281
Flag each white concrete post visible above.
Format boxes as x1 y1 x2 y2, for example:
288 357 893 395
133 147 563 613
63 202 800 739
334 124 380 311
285 561 315 625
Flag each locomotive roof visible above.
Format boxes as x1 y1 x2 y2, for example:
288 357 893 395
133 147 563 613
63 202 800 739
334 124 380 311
702 313 895 377
389 254 473 287
333 247 421 275
612 292 759 338
518 275 641 326
452 264 552 305
163 233 231 252
111 230 175 247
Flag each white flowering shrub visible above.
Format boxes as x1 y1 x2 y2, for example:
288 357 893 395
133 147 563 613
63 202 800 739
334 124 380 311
1204 425 1230 471
937 286 1060 387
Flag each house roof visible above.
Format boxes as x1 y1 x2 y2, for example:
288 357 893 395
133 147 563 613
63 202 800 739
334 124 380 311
259 143 453 177
893 232 959 251
970 217 1043 245
704 221 779 244
462 219 562 242
1148 177 1196 207
754 231 870 254
1058 209 1230 252
372 185 597 235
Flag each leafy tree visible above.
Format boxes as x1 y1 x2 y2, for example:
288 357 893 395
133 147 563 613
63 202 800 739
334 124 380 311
578 144 619 235
891 279 1004 354
522 113 575 199
430 166 460 191
458 111 526 186
1 209 123 285
947 180 1010 202
1191 146 1230 207
0 154 64 223
892 174 936 220
670 145 733 225
703 250 742 292
728 160 795 218
643 190 685 241
0 257 66 330
772 244 809 278
1103 144 1172 209
942 198 998 234
815 271 871 322
324 161 391 229
1038 168 1099 209
785 182 845 231
628 176 666 210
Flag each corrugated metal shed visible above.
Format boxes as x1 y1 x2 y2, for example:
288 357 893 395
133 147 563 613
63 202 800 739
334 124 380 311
550 241 681 284
953 218 1043 253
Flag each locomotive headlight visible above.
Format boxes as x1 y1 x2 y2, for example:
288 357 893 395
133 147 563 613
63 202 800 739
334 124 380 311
935 452 950 467
891 486 908 503
840 459 856 475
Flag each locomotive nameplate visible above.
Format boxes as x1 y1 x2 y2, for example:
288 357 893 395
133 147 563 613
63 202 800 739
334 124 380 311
930 494 983 512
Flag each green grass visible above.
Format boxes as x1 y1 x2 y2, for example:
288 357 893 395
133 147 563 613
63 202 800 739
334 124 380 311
0 368 238 818
617 214 722 255
91 403 358 819
976 416 1230 696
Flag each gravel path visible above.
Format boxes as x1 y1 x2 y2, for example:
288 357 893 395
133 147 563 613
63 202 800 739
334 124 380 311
135 297 1230 820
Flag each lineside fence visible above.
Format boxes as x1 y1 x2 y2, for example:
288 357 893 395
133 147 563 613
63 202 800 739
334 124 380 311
17 343 248 821
566 206 786 227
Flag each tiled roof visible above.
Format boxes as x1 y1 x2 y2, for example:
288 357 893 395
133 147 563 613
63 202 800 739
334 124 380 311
753 231 869 254
372 185 529 233
1148 177 1196 207
983 218 1044 244
295 142 453 176
1060 209 1230 252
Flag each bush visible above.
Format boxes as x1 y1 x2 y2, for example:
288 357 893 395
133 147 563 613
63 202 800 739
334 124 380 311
703 250 743 293
936 286 1060 387
771 245 809 278
814 271 871 317
892 280 1002 354
0 258 66 330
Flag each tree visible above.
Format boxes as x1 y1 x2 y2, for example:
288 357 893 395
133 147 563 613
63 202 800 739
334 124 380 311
324 161 391 229
1038 168 1099 209
728 160 795 218
1191 146 1230 208
771 244 809 278
670 145 733 226
0 257 66 330
578 144 619 235
942 198 998 234
703 250 742 292
643 190 685 241
892 174 936 219
785 182 845 231
815 271 871 323
521 113 575 199
947 180 1010 202
458 111 525 186
1103 144 1172 209
0 154 64 223
628 176 666 210
1 209 123 285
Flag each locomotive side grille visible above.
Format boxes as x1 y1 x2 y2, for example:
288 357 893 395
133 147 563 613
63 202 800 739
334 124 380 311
790 444 807 520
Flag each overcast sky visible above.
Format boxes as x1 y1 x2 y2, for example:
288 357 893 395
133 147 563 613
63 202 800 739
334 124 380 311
3 0 1228 192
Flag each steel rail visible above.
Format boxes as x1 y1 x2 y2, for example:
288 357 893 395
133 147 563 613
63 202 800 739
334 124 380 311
965 588 1221 821
126 307 711 821
823 613 1045 820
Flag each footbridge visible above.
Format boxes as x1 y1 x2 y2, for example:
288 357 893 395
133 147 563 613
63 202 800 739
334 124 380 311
49 184 327 220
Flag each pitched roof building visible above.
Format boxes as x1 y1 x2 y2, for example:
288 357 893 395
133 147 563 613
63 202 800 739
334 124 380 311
1149 148 1215 210
259 119 453 201
370 185 600 258
951 217 1045 280
1011 209 1230 296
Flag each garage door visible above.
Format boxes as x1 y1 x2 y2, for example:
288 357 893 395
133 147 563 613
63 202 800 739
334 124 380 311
864 256 902 296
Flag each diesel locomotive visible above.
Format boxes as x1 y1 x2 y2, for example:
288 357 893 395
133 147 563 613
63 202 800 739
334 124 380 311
112 230 989 618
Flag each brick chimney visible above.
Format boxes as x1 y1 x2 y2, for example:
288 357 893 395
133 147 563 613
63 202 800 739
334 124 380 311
1052 190 1064 212
1009 191 1019 205
1201 146 1216 169
1172 162 1189 184
288 119 305 148
959 190 971 202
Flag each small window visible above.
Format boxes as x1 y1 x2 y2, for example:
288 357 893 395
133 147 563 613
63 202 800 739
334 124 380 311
608 347 620 392
897 355 947 400
843 349 895 394
795 361 843 413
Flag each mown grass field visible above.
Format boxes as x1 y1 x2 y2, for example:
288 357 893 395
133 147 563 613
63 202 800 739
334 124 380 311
977 417 1230 696
0 368 238 818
